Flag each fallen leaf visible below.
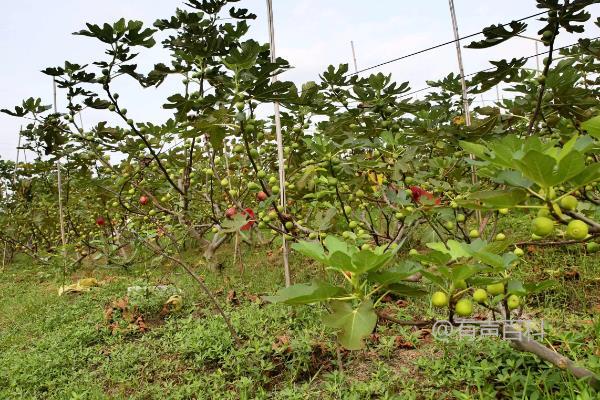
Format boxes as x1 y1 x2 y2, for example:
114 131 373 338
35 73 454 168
395 299 409 308
103 307 114 322
272 335 291 353
226 290 239 305
395 336 416 349
114 298 128 310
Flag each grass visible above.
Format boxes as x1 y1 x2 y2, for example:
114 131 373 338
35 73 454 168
0 237 599 399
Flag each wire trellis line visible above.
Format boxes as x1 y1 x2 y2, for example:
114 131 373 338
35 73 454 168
347 10 547 76
398 36 600 99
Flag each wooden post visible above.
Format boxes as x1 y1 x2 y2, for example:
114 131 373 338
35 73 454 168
265 0 291 287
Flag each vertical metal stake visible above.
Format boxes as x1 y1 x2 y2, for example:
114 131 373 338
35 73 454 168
53 78 67 258
350 41 358 73
57 160 67 251
266 0 291 287
496 85 502 115
13 128 22 186
535 40 540 75
448 0 481 225
448 0 471 126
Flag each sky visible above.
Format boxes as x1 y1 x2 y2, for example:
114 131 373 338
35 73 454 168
0 0 598 161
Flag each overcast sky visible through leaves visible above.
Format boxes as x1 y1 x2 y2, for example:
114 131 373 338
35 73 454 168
0 0 598 160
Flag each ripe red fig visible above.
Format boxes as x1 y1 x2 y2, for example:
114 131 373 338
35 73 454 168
225 207 236 219
139 195 149 205
257 191 268 201
96 216 105 226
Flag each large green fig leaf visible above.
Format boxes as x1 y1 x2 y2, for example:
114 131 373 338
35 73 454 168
323 299 377 350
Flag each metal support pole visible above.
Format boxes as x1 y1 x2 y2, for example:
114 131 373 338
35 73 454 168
448 0 481 225
448 0 471 127
265 0 291 287
351 41 358 73
53 78 67 255
57 161 67 251
517 34 542 75
496 84 503 115
13 128 22 186
535 40 540 75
